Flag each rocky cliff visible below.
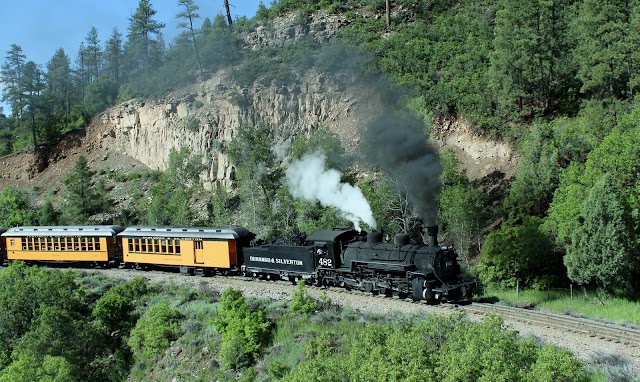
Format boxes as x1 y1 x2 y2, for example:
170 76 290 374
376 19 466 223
0 11 516 195
101 69 369 190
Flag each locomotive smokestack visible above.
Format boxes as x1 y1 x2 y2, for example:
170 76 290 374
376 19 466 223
427 226 438 247
367 231 382 245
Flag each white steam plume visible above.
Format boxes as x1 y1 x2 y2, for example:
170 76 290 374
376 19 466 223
286 152 376 232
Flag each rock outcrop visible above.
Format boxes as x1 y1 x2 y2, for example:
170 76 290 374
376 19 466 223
101 68 367 189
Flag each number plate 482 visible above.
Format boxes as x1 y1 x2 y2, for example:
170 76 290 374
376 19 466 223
318 257 333 267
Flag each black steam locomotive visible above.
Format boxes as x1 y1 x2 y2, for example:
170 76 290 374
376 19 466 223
243 226 475 303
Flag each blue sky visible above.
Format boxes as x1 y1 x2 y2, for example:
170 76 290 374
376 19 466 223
1 0 264 72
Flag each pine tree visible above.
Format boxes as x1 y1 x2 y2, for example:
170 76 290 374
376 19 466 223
0 44 27 118
84 26 102 82
146 147 202 225
127 0 165 74
177 0 204 75
74 42 89 101
45 48 73 126
63 156 104 224
20 61 44 149
573 0 633 100
490 0 576 119
565 175 638 293
104 28 124 84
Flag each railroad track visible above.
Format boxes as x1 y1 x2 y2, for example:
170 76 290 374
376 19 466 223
448 303 640 348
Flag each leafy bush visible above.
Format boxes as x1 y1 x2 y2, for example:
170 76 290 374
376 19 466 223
289 280 332 315
212 288 273 370
93 277 149 334
477 216 564 289
0 186 37 227
289 280 318 314
0 263 134 381
128 302 183 359
0 354 76 382
283 314 589 382
11 306 99 377
0 262 89 367
435 315 588 382
182 116 199 132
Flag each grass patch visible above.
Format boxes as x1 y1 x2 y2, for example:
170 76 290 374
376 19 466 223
538 297 640 326
588 352 640 382
480 286 640 326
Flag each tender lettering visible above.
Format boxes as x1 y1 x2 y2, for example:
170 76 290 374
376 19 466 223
250 256 303 266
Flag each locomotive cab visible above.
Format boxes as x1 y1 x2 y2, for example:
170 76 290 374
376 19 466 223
306 228 363 270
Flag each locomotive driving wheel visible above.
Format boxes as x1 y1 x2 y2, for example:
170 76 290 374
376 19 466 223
411 277 426 301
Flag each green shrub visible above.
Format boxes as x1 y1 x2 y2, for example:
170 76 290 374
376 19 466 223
128 302 183 359
289 280 318 314
183 116 200 132
0 354 77 382
212 288 273 370
127 172 142 181
477 216 563 289
529 345 589 382
283 314 590 382
0 262 89 367
435 315 588 382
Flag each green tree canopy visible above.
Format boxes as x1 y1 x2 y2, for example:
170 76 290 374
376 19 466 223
0 187 37 227
503 124 560 219
0 262 89 368
146 147 203 225
544 114 640 249
565 175 638 293
63 156 107 224
573 0 633 99
477 216 563 289
227 123 288 239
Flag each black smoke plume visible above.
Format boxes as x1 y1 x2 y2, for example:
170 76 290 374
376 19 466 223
362 112 441 225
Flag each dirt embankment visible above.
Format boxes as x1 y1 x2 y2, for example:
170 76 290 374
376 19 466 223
0 115 146 200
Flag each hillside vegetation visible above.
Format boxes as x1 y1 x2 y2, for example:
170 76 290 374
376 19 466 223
0 263 603 381
0 0 639 328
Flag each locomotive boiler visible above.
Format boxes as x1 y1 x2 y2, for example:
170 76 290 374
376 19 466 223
336 226 474 303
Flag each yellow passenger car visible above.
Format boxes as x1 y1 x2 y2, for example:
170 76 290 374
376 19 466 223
118 226 255 274
2 226 124 265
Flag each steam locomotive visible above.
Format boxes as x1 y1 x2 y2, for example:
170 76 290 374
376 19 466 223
0 224 474 303
244 226 474 303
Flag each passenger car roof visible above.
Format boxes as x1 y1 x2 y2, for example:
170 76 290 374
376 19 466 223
118 226 255 240
2 226 125 237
